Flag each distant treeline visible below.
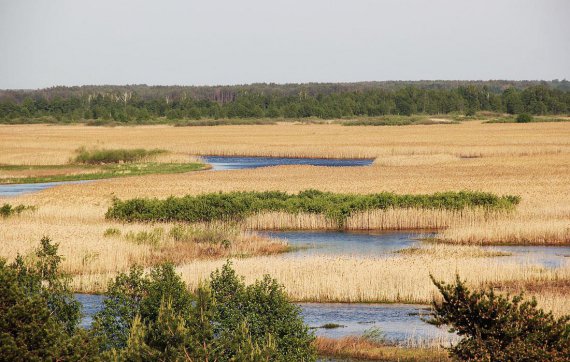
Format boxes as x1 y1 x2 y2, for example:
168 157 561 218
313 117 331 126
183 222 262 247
1 80 569 122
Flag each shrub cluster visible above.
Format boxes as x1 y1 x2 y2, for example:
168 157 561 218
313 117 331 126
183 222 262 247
106 189 521 227
1 239 316 361
516 113 533 123
73 147 165 164
429 276 570 361
0 203 35 217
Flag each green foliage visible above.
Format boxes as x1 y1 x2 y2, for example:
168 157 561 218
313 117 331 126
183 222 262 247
0 237 100 361
1 82 568 123
106 190 521 228
516 113 533 123
209 262 316 361
74 147 166 164
428 275 570 361
94 261 315 361
125 228 164 246
0 203 35 217
169 224 234 246
103 227 121 237
0 162 204 185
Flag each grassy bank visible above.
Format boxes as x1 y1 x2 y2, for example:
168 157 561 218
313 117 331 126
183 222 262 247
106 190 520 227
341 116 459 126
0 162 206 184
315 337 450 361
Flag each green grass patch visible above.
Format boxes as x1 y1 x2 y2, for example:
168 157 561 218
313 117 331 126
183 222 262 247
174 119 277 126
341 116 459 126
0 162 205 184
74 147 166 164
106 189 520 228
485 116 570 124
103 227 121 238
125 228 164 246
0 203 36 218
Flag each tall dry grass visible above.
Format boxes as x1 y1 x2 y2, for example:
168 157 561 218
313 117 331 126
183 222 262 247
1 122 569 165
69 250 570 316
0 205 286 277
314 337 451 361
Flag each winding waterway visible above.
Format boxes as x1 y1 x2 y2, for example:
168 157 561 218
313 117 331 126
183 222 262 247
0 156 374 197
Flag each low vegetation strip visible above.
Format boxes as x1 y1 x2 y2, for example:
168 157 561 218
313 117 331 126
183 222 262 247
0 162 205 184
74 147 166 164
106 189 520 227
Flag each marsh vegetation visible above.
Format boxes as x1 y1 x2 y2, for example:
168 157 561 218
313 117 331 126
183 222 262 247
106 189 519 228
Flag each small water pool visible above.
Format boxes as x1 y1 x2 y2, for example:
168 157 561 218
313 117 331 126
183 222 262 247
203 156 374 171
0 180 91 197
263 230 425 256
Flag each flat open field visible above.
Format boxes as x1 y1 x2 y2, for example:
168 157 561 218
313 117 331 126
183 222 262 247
1 121 569 312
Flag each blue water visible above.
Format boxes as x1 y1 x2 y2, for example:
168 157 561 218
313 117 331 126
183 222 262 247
76 294 454 343
265 231 570 268
484 244 570 268
263 230 425 256
0 180 91 197
1 156 373 196
203 156 374 171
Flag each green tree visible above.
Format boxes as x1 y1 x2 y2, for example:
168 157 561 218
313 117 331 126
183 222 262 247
0 238 100 361
428 275 570 361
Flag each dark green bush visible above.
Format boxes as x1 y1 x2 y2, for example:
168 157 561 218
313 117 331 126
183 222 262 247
94 261 315 361
516 113 533 123
428 275 570 361
106 190 521 228
0 238 100 361
0 203 35 217
73 147 165 164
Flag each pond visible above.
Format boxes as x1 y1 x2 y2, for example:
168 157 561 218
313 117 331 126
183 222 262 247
262 230 425 256
75 294 456 344
266 230 570 268
202 156 374 171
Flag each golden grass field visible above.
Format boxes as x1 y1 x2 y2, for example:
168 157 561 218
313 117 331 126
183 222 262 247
1 121 569 314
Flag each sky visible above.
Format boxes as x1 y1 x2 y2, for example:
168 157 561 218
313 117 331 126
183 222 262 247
0 0 569 89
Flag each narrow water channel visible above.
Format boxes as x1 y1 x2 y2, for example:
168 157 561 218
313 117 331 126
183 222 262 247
202 156 374 170
0 156 374 196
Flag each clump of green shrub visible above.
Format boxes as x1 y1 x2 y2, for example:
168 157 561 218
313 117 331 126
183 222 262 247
0 203 35 217
93 261 316 361
174 119 277 126
125 228 164 246
73 147 166 164
106 190 521 228
1 238 316 361
168 224 234 246
516 113 533 123
0 238 99 360
428 275 570 361
103 227 121 237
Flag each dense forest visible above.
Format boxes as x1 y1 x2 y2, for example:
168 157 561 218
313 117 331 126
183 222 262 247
0 80 568 122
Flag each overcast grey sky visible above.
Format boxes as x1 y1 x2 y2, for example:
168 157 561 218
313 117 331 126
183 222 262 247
0 0 568 89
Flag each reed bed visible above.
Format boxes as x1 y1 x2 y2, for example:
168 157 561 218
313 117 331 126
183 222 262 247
69 252 570 317
244 208 508 230
0 208 286 277
1 122 569 165
439 218 570 245
314 337 451 361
